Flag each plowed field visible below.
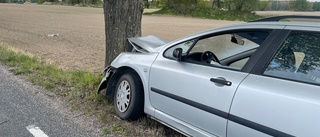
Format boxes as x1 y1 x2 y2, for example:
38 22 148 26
0 4 240 72
1 4 318 72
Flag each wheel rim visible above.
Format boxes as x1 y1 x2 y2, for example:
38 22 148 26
116 80 131 112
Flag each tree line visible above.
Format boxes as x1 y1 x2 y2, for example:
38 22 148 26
1 0 319 11
144 0 320 12
0 0 101 6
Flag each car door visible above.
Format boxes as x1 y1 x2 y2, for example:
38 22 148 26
148 29 276 136
228 27 320 137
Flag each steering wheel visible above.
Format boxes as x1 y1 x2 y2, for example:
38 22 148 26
201 51 220 64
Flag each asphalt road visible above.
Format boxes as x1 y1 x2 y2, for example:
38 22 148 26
0 64 99 137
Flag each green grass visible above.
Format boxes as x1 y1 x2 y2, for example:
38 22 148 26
0 43 101 97
0 42 182 136
144 7 263 21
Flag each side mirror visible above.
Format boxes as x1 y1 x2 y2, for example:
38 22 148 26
231 35 244 45
173 48 183 61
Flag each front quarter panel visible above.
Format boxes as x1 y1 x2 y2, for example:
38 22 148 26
110 52 159 116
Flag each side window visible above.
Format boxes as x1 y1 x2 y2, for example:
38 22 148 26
163 30 272 70
189 31 271 70
264 31 320 84
164 39 195 59
229 58 249 68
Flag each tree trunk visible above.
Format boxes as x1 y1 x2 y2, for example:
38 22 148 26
193 0 197 5
103 0 143 66
168 0 173 8
145 0 149 8
217 0 221 8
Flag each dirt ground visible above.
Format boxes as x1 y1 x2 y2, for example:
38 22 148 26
0 4 319 72
0 4 241 72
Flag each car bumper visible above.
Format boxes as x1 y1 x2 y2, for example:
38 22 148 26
97 66 116 94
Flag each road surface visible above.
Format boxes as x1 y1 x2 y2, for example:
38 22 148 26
0 64 101 137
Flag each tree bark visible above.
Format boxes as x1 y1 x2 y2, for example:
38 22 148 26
217 0 221 8
168 0 173 8
103 0 143 67
145 0 149 9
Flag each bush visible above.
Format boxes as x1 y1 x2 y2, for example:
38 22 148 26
258 1 269 11
37 0 45 4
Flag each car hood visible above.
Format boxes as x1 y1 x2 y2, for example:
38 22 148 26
128 35 167 53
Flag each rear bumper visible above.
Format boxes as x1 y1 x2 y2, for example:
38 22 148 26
96 66 116 94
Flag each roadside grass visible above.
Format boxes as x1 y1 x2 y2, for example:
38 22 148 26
0 42 182 136
144 7 263 21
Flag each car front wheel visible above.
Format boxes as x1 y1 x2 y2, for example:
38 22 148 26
114 71 144 120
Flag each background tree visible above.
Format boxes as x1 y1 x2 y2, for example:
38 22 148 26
289 0 310 11
313 2 320 11
215 0 221 8
168 0 173 8
269 1 290 11
160 0 198 14
144 0 149 8
103 0 143 66
233 0 258 11
258 1 269 11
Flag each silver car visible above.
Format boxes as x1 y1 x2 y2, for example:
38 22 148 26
97 15 320 137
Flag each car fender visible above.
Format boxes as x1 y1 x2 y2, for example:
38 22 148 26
110 52 159 115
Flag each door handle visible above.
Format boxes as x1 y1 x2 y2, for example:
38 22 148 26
210 77 232 86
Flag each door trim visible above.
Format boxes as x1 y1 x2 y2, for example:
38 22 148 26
250 30 291 75
150 87 294 137
151 87 229 119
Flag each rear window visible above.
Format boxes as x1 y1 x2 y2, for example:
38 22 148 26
264 31 320 85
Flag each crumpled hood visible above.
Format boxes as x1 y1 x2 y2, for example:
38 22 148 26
128 35 167 53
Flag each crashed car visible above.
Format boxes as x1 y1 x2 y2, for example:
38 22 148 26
97 15 320 137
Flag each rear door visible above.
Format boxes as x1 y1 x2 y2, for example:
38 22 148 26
149 28 279 136
228 27 320 137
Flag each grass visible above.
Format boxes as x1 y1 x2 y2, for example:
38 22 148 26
144 7 263 21
0 42 182 136
0 44 100 97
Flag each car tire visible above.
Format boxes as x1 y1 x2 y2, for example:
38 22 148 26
114 71 144 120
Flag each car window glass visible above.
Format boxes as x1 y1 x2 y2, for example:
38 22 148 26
264 31 320 85
229 58 249 69
187 31 271 70
164 39 195 59
191 34 260 60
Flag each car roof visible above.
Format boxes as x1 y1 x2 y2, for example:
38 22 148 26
247 15 320 28
246 21 320 28
164 16 320 48
191 21 320 38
